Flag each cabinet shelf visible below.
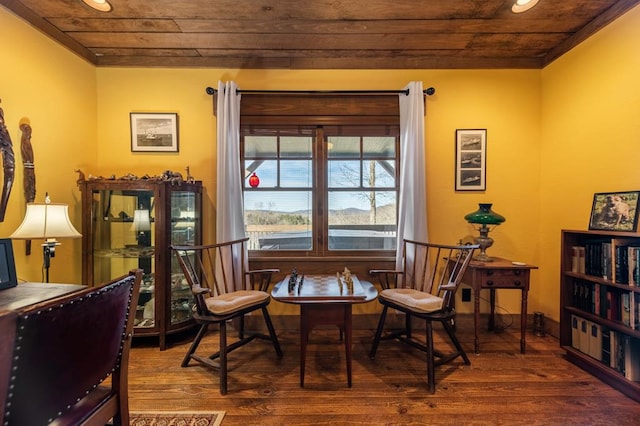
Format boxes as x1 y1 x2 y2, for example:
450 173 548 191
79 178 202 350
561 229 640 402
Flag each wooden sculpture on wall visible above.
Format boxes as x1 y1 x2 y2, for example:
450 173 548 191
20 121 35 254
0 99 15 222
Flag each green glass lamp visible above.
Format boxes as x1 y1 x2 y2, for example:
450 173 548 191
464 203 506 262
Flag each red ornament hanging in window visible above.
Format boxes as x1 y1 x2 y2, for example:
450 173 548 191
248 172 260 188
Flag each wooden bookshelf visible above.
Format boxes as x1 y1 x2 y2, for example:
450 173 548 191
560 229 640 402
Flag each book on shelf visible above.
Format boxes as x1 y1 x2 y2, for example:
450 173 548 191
602 242 612 280
627 246 640 286
622 292 631 327
615 245 629 284
571 246 586 273
602 327 611 366
588 321 603 361
579 317 590 355
635 296 640 331
624 336 640 382
616 331 626 377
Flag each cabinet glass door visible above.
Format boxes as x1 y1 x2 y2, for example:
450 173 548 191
170 190 199 325
91 189 156 328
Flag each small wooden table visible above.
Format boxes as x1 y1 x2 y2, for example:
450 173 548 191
271 274 378 387
0 282 87 311
462 258 538 354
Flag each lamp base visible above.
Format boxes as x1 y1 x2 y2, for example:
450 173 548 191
473 227 494 262
473 252 494 262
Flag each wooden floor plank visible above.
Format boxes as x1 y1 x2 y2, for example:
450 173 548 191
128 316 639 424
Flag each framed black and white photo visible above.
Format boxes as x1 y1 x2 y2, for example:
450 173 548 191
130 112 179 152
455 129 486 191
589 191 640 232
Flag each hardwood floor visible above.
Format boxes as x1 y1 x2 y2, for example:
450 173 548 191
128 315 639 425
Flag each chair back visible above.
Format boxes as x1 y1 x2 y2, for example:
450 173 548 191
172 238 252 316
2 269 141 426
402 239 477 309
0 310 16 426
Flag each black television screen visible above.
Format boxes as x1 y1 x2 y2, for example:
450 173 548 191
0 238 18 290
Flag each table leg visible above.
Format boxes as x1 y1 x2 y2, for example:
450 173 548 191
520 288 528 354
489 288 496 331
474 287 481 354
299 304 352 387
300 307 308 387
344 306 352 388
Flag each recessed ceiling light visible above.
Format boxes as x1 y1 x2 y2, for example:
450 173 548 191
512 0 539 13
82 0 112 12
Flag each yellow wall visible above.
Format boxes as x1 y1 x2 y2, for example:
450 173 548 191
0 8 96 284
539 4 640 321
3 3 640 323
95 68 540 314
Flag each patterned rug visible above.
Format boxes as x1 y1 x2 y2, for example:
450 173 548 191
130 411 225 426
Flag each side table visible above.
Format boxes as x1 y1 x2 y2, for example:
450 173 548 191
462 257 538 354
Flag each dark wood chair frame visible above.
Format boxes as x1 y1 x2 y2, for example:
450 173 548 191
171 237 282 395
369 239 477 394
0 310 16 426
1 269 142 426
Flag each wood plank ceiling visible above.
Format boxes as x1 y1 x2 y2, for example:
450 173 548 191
2 0 639 69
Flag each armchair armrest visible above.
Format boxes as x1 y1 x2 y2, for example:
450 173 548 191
369 269 403 290
247 268 281 292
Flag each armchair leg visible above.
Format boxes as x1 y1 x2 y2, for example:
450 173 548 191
262 306 283 357
442 319 471 365
405 313 412 339
370 305 389 358
219 321 228 395
425 320 435 395
182 323 209 367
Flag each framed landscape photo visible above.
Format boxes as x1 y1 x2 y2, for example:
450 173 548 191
455 129 486 191
130 112 179 152
589 191 640 232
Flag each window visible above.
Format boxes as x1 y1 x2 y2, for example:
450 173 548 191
240 93 400 257
242 125 399 256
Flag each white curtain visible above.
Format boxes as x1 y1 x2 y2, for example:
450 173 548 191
215 80 246 290
397 81 429 270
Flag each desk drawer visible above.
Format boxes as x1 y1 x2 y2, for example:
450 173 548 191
481 269 529 289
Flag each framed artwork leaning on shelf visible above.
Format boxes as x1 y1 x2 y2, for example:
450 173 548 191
588 190 640 232
455 129 486 191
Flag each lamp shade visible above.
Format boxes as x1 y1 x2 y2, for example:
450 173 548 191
132 209 151 232
464 203 506 225
10 203 82 240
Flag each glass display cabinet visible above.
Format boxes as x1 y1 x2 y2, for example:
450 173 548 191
78 175 202 350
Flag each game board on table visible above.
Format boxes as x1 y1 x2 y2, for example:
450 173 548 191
272 274 367 302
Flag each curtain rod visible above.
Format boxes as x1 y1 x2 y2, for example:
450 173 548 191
205 86 436 96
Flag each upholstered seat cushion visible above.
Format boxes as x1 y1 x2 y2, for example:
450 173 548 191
205 290 270 315
379 288 443 313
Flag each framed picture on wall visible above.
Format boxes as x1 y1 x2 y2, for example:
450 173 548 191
588 191 640 232
130 112 179 152
455 129 486 191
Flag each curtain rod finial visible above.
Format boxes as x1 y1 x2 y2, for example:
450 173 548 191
206 86 216 95
425 87 436 96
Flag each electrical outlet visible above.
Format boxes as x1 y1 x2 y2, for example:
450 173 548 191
461 288 471 302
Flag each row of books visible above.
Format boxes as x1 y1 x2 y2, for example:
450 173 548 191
571 314 640 381
571 244 640 285
572 279 640 330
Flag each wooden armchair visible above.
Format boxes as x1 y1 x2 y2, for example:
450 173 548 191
171 237 282 394
369 239 477 393
1 269 141 426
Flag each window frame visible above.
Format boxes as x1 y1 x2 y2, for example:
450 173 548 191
239 94 400 260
